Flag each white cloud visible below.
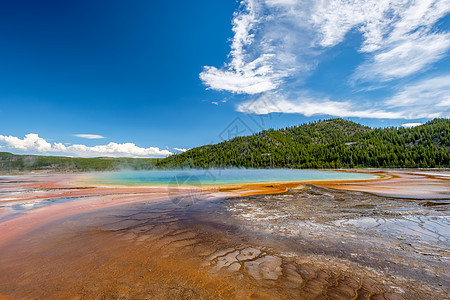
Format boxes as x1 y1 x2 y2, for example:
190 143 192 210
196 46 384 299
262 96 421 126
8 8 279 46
200 0 310 94
312 0 450 81
386 74 450 109
174 147 188 152
237 91 443 119
355 32 450 81
74 134 105 139
202 0 450 118
200 65 280 94
201 0 450 92
237 96 403 118
0 134 173 157
0 133 52 152
311 0 391 49
402 122 423 128
54 142 172 157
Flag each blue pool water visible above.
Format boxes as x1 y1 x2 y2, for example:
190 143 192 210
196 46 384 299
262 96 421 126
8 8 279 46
89 169 375 186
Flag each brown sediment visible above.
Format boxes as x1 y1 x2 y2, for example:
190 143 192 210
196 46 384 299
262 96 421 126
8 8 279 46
316 170 450 199
0 171 449 299
213 169 449 199
205 170 386 196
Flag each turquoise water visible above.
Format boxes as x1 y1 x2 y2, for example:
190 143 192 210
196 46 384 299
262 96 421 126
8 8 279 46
90 169 375 186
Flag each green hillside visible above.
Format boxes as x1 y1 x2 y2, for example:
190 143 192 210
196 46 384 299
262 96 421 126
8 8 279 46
1 118 449 171
158 118 450 169
0 152 159 172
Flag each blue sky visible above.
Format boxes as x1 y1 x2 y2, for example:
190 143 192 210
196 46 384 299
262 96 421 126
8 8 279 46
0 0 449 157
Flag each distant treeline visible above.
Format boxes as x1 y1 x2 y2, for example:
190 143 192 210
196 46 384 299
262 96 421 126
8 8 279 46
1 118 449 172
0 152 159 172
157 118 450 169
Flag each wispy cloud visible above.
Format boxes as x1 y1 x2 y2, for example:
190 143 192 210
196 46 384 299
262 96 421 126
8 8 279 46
309 0 450 82
237 78 448 119
386 74 450 109
74 134 105 139
0 133 173 157
174 147 188 152
354 32 450 82
236 93 440 119
201 0 450 119
200 0 311 94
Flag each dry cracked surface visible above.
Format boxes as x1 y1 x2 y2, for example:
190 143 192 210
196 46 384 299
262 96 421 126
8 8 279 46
0 175 449 299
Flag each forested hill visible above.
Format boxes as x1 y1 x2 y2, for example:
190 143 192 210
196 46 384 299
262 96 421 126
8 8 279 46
158 118 450 169
0 152 159 172
1 118 448 172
